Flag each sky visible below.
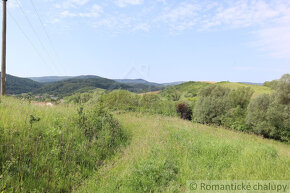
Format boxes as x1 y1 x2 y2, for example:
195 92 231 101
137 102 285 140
5 0 290 83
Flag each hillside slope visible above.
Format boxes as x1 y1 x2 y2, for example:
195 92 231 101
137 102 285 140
32 76 163 97
160 81 272 101
0 74 42 94
32 77 129 97
77 113 290 193
217 82 272 97
114 79 163 87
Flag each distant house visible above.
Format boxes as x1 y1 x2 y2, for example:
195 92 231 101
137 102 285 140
50 96 58 100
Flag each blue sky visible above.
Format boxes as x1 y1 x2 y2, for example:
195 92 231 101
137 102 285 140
5 0 290 83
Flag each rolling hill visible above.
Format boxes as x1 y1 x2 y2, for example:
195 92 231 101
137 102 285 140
0 74 42 94
2 74 272 99
114 78 163 87
159 81 272 101
29 76 73 83
216 82 272 96
32 76 163 97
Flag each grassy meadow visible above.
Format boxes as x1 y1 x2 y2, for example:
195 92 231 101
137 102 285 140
0 76 289 192
216 82 273 97
77 113 290 193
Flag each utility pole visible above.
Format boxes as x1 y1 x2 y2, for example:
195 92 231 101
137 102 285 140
1 0 7 96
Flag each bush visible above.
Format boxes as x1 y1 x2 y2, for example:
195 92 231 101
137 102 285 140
194 85 230 124
139 94 161 110
221 106 249 131
100 90 140 111
275 74 290 105
227 87 254 109
266 101 290 141
246 94 271 136
176 103 192 120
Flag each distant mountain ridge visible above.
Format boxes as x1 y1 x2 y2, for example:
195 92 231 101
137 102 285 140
29 76 184 87
114 79 163 87
29 76 164 97
29 76 73 83
2 74 267 98
239 82 263 85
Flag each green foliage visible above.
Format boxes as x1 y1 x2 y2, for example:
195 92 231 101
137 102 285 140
29 114 40 129
100 90 140 111
264 80 278 88
247 74 290 142
194 85 254 131
246 94 271 136
63 88 104 104
194 85 230 124
266 101 290 141
221 106 249 131
217 81 272 97
275 74 290 105
160 81 210 101
0 97 126 192
93 90 177 116
228 87 254 109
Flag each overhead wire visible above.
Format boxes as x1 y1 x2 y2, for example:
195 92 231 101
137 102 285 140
29 0 64 72
8 10 50 68
15 0 60 74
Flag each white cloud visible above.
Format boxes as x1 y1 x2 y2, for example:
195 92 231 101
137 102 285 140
254 26 290 58
114 0 143 7
157 0 290 58
55 0 90 9
60 4 103 18
49 0 290 58
133 23 150 32
79 5 103 18
61 10 77 18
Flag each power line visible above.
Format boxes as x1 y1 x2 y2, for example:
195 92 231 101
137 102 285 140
15 0 59 73
29 0 61 65
8 10 50 67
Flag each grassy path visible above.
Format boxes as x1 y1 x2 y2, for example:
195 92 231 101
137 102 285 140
76 112 290 193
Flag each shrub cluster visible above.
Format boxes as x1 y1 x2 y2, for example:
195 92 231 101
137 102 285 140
97 90 177 116
247 74 290 141
194 74 289 142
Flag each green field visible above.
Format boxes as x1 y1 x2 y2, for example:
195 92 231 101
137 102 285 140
77 113 290 193
1 81 289 192
216 82 273 97
159 81 272 102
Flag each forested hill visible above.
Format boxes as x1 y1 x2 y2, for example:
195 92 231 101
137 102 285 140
32 76 163 97
0 74 164 97
0 74 42 94
29 76 73 83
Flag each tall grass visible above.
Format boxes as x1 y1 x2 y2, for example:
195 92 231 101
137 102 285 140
77 113 290 193
0 97 126 192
